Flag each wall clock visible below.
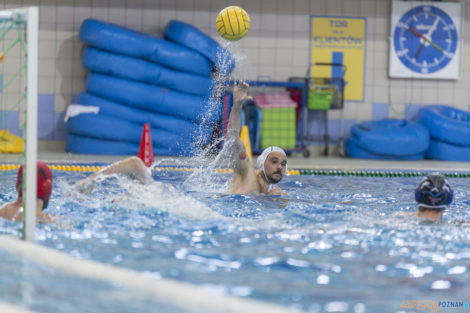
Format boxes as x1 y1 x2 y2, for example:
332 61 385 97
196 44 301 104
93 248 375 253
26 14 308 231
389 1 462 79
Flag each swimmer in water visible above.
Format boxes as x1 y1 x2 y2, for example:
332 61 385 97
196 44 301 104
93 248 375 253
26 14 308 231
400 173 453 222
73 156 153 194
0 161 54 222
74 82 288 196
226 82 288 195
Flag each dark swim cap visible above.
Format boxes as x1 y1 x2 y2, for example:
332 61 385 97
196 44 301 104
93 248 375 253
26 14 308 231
16 161 53 210
415 173 453 208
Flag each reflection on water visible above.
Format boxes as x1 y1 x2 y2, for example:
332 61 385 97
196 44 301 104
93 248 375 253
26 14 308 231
0 249 196 313
1 170 470 313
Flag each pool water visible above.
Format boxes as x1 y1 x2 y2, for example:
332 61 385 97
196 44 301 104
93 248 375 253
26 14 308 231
0 249 195 313
1 167 470 313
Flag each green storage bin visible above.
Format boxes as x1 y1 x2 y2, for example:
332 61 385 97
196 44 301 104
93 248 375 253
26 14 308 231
260 107 296 150
308 86 335 110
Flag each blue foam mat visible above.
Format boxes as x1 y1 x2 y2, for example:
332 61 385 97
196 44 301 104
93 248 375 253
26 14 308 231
425 138 470 161
163 20 235 75
82 47 213 97
79 19 212 76
66 133 195 156
351 119 429 156
346 137 425 160
86 73 221 124
419 105 470 147
66 113 209 149
74 92 213 142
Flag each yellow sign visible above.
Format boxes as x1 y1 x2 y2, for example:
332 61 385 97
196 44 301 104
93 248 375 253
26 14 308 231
310 17 366 101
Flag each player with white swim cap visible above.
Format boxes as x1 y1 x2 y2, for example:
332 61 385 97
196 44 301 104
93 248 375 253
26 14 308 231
73 82 289 197
226 82 288 195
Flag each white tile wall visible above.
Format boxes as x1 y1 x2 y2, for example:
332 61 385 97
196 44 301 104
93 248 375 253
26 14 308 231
454 88 469 108
3 57 21 75
108 7 125 25
0 0 469 150
260 13 276 32
373 69 388 87
421 87 440 105
389 80 407 104
39 76 54 94
373 85 389 103
54 94 69 112
74 6 92 28
388 103 405 119
6 78 20 93
39 3 56 23
277 14 293 32
327 0 343 15
275 48 291 66
359 0 376 17
293 16 308 34
4 93 21 110
277 0 292 14
309 0 326 14
90 5 107 20
55 77 71 95
407 80 423 105
258 47 276 65
343 0 360 16
56 2 73 24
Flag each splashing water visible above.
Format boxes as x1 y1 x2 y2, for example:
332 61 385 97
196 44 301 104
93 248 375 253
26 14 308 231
61 173 225 222
183 40 248 193
4 170 470 313
118 176 225 220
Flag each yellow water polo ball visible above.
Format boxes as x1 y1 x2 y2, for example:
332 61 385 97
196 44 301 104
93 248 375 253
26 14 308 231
216 6 250 41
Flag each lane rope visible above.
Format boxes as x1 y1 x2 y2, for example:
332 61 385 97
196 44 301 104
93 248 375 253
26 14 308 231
1 163 470 178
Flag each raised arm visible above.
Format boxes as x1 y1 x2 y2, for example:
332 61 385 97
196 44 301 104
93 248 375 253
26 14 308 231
226 82 252 176
227 82 248 139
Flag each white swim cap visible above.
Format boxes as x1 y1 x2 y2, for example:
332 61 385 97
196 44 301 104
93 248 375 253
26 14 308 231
257 146 287 172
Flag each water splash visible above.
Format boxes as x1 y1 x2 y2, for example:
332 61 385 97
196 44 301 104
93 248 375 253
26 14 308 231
120 177 225 220
183 41 249 193
63 174 225 222
16 173 470 313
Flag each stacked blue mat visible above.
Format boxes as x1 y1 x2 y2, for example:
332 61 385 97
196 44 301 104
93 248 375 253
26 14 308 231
346 119 430 160
66 19 235 156
419 105 470 161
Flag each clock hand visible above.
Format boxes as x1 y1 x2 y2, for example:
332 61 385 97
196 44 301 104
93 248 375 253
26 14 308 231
407 27 444 52
413 18 439 60
424 17 440 40
414 42 425 59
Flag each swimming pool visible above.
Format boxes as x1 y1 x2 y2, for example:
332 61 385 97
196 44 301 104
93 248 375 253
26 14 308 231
0 247 193 313
1 165 470 313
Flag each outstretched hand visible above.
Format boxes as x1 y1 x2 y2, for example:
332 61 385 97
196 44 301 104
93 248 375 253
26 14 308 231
233 81 252 104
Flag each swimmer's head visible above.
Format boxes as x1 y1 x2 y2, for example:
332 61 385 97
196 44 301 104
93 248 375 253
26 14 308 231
16 161 53 210
257 146 287 184
415 173 453 211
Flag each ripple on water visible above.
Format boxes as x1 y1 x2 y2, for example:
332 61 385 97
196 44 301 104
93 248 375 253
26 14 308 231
2 171 470 312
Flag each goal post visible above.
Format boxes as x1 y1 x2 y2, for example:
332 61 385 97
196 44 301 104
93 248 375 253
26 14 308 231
0 7 38 241
24 6 38 242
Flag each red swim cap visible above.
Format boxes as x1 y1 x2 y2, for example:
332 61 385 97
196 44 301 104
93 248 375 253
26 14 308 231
16 161 53 209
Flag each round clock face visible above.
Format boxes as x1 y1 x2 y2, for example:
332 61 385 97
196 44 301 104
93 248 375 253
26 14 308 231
393 5 458 74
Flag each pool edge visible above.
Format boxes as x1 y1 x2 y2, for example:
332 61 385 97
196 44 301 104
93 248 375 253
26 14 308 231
0 235 306 313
